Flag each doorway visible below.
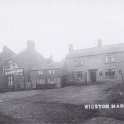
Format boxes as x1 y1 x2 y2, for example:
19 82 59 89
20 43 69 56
89 69 97 82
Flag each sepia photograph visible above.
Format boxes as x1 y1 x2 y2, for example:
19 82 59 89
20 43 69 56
0 0 124 124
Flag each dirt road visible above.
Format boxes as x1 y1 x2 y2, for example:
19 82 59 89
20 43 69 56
0 84 108 104
0 83 123 124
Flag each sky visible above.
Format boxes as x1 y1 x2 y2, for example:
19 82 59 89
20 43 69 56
0 0 123 61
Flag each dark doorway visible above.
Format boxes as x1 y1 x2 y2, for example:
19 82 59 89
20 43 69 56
89 69 97 82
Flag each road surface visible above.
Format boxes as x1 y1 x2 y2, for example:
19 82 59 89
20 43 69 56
0 83 123 124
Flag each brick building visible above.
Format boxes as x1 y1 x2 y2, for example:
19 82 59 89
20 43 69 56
65 42 124 84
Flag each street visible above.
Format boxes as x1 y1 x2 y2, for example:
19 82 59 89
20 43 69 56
0 83 124 124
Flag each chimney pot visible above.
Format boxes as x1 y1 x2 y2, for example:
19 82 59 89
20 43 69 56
68 44 74 52
97 39 102 47
27 40 35 50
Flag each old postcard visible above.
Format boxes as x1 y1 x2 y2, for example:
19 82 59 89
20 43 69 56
0 0 124 124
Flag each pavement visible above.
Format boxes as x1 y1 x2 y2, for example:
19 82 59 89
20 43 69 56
0 82 123 124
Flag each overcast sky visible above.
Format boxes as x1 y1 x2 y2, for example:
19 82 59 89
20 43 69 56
0 0 123 61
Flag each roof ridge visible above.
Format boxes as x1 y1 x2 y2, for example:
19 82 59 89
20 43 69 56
73 42 124 52
67 42 124 58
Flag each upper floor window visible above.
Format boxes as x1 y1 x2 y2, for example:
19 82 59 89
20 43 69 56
48 70 55 75
38 71 43 75
105 56 109 63
73 57 84 66
105 55 116 63
111 56 115 62
80 58 84 65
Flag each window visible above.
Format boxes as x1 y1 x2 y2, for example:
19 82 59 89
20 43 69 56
99 71 103 76
73 58 84 66
105 69 115 79
105 55 116 63
105 56 109 63
38 71 43 75
73 59 79 66
72 71 83 80
8 75 13 86
48 70 51 74
111 57 115 62
14 68 23 76
80 58 84 65
77 72 82 79
48 70 55 75
38 71 44 79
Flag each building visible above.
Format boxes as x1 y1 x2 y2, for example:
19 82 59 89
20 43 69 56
0 46 16 70
65 42 124 84
0 41 63 90
13 40 53 89
0 41 55 90
30 62 62 89
43 63 62 88
0 46 17 90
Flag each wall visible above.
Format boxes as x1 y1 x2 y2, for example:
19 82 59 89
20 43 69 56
65 51 124 83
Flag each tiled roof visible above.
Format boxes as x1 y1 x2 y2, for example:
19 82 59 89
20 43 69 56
67 43 124 58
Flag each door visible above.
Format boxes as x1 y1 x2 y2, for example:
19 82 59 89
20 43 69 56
89 69 97 82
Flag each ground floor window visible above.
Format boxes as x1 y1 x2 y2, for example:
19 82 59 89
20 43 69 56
8 75 13 86
72 71 83 80
105 69 115 79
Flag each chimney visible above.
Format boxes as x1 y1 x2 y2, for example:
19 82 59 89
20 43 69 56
3 46 8 52
68 44 74 52
27 40 35 50
97 39 102 48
